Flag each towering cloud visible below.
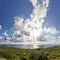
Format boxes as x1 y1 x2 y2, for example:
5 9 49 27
12 0 50 48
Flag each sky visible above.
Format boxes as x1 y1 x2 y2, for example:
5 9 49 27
0 0 33 31
0 0 60 48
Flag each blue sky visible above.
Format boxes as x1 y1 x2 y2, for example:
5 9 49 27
0 0 60 34
45 0 60 30
0 0 33 33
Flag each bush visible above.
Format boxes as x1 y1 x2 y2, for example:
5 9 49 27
38 53 49 60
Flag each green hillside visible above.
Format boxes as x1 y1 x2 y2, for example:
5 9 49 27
0 46 60 60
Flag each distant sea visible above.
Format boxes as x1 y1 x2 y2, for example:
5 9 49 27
0 44 59 49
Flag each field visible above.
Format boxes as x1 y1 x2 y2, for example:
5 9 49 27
0 46 60 60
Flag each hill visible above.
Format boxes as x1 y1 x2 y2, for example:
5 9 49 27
0 46 60 60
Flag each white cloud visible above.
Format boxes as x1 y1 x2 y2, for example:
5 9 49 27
14 0 50 37
3 31 8 37
14 16 24 29
45 35 57 41
58 36 60 41
44 27 59 34
0 25 2 30
11 0 50 48
0 36 3 40
3 31 11 41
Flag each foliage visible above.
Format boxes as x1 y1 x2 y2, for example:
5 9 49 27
0 46 60 60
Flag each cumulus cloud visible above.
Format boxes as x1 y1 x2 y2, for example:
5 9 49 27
11 0 50 48
3 31 11 41
0 25 2 30
0 36 3 40
44 27 59 34
3 31 8 37
58 36 60 41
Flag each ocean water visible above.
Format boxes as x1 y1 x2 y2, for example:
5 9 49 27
0 44 59 49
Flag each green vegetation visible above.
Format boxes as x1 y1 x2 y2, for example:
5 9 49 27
0 46 60 60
